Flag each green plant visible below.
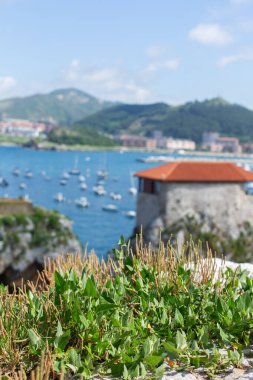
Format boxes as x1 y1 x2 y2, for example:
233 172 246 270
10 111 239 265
0 215 16 228
0 237 252 379
4 231 20 248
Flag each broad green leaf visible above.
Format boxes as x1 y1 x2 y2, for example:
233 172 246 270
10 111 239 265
144 355 164 369
84 277 98 297
96 303 118 313
28 329 41 347
56 320 63 337
217 324 229 343
139 362 147 377
176 330 187 350
68 348 81 367
54 271 66 291
163 341 178 359
54 330 71 351
174 309 184 327
122 365 129 380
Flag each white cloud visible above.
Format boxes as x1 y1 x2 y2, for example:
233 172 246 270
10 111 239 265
145 44 168 58
189 24 233 45
146 59 180 73
218 51 253 66
63 60 150 103
0 76 17 93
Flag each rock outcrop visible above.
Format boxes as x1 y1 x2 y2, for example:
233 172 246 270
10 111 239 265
0 206 81 286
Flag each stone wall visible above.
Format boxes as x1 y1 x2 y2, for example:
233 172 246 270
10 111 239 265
136 182 253 245
0 199 33 216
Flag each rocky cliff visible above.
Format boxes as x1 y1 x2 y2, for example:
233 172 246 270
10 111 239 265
0 206 81 286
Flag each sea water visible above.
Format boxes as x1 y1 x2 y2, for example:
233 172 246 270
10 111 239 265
0 147 160 257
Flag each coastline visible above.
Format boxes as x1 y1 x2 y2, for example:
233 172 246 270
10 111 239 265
1 139 253 161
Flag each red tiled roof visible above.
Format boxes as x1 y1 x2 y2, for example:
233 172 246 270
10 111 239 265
134 161 253 182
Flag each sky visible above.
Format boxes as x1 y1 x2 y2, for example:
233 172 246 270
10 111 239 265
1 0 253 107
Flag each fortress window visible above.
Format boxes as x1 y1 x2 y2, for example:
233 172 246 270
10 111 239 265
139 179 160 194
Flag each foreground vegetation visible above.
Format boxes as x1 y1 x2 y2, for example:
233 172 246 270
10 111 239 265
0 237 252 379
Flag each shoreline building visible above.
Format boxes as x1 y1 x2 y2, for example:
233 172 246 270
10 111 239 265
115 132 196 151
202 132 241 153
134 161 253 246
114 135 157 150
0 119 53 138
161 137 195 151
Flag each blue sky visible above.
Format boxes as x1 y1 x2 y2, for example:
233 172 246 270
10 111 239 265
1 0 253 107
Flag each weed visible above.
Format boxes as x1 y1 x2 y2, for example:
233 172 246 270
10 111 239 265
0 237 252 379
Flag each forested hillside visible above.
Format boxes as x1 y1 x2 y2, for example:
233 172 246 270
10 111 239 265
74 98 253 143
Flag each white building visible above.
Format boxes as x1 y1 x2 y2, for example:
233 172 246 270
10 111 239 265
0 119 47 138
202 132 241 153
162 137 196 151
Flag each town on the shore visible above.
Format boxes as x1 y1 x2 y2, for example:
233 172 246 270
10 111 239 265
1 117 253 154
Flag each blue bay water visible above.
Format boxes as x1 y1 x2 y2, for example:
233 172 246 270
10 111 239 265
0 147 160 258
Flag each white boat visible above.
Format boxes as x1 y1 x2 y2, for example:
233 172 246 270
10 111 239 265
110 192 122 201
79 175 86 182
129 186 137 195
97 170 108 179
80 183 87 191
69 157 80 175
69 168 80 175
75 197 89 208
13 168 20 176
97 152 108 179
60 179 67 186
125 210 136 218
85 156 91 162
102 204 118 212
54 193 65 202
93 185 106 196
25 171 33 178
19 183 27 190
62 172 70 179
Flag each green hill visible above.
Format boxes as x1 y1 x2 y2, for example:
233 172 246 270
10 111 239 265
73 102 171 135
0 88 114 126
74 97 253 143
2 89 253 143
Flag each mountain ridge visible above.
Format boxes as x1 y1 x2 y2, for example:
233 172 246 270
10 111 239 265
0 88 115 126
74 96 253 143
1 89 253 143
